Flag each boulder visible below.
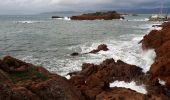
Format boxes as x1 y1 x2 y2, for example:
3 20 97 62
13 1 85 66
89 44 109 53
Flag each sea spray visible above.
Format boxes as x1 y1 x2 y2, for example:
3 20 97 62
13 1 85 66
110 81 147 94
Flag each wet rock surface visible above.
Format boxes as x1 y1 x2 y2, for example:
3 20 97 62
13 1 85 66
141 22 170 96
68 58 169 99
71 11 123 20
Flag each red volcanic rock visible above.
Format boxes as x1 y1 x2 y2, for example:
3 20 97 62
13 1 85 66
155 40 170 58
36 66 50 76
89 44 109 53
71 11 124 20
140 30 163 49
96 88 169 100
0 56 32 72
15 65 29 72
11 86 40 100
69 58 145 99
0 56 85 100
141 22 170 91
0 82 12 100
141 22 170 50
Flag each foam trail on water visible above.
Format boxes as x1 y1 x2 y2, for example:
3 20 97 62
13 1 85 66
128 18 149 22
110 81 147 94
16 21 40 24
56 17 71 21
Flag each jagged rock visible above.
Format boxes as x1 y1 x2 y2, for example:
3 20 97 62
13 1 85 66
96 88 169 100
0 56 85 100
141 22 170 90
89 44 109 53
69 58 144 99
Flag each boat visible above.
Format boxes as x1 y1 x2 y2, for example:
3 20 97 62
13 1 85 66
149 14 167 21
149 3 168 21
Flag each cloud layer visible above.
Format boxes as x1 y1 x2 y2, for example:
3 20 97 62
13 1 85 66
0 0 170 14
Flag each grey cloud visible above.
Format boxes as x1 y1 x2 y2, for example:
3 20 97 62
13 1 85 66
0 0 169 14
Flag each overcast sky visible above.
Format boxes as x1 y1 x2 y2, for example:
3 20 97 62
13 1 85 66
0 0 170 14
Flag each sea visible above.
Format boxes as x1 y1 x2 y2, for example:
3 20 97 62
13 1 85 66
0 14 162 77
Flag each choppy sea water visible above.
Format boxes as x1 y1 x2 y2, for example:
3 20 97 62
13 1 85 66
0 14 162 76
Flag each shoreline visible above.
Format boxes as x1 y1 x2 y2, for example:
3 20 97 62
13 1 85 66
0 21 170 99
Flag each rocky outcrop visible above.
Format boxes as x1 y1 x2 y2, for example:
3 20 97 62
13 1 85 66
68 58 169 99
89 44 109 53
71 11 124 20
70 44 109 56
0 56 84 100
96 87 169 100
51 16 63 19
141 22 170 89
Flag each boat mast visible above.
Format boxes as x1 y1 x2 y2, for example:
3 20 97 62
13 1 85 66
159 2 163 16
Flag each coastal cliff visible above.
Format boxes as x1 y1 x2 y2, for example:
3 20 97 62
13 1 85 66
141 22 170 89
1 22 170 100
70 11 123 20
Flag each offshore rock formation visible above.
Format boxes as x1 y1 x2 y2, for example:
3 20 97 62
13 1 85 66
70 44 109 56
141 22 170 88
89 44 109 54
51 16 63 19
0 56 84 100
71 11 124 20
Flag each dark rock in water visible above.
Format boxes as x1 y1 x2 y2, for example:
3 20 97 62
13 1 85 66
89 44 109 53
71 52 79 56
52 16 63 19
0 56 85 100
71 11 124 20
152 25 162 27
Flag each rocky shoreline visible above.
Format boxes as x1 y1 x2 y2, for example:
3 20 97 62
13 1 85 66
1 22 170 100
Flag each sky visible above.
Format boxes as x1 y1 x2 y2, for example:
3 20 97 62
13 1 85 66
0 0 170 15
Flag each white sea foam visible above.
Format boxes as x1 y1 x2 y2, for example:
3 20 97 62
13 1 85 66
78 34 156 73
128 18 149 22
141 49 156 72
110 81 147 94
158 78 166 86
65 75 71 79
17 21 39 24
56 17 71 21
18 21 158 77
